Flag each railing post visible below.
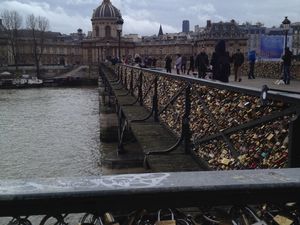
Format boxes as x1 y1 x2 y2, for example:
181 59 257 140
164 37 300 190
183 84 191 154
117 65 120 80
153 76 159 122
130 69 134 96
124 69 129 90
138 71 143 106
117 107 124 154
288 113 300 168
121 68 125 84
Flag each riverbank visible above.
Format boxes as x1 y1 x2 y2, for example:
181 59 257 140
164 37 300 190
0 65 98 89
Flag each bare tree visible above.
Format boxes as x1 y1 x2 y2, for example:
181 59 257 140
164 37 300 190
26 14 49 78
1 10 23 72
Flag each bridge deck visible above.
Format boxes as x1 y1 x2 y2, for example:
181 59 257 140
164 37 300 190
106 70 202 172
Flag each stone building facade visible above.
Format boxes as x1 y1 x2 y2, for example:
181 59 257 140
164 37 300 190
80 1 248 67
0 28 83 67
240 23 266 56
291 22 300 56
0 0 258 69
81 0 135 65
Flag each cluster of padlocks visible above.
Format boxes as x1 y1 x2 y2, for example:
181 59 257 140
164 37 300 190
6 203 299 225
137 72 292 170
92 204 298 225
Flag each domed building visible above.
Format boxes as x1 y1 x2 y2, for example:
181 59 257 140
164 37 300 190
82 0 134 64
91 0 121 39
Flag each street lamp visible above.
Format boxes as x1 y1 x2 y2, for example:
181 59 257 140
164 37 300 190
106 41 110 60
282 16 291 49
116 17 124 63
160 47 163 67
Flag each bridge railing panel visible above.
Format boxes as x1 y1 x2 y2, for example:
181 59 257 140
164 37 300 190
108 64 300 170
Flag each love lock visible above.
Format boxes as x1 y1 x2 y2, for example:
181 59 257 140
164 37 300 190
231 206 268 225
244 207 268 225
9 217 32 225
155 209 176 225
78 213 104 225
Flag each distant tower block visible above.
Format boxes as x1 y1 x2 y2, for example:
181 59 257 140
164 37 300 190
182 20 190 33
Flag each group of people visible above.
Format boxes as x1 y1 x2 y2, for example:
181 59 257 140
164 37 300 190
164 40 294 85
165 40 250 83
132 54 158 68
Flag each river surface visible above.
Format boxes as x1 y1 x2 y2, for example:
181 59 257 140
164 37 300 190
0 87 101 180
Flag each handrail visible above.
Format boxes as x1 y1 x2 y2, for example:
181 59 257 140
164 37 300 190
0 169 300 217
123 65 300 104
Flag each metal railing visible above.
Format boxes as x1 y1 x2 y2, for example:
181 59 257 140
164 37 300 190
101 63 300 170
1 169 300 223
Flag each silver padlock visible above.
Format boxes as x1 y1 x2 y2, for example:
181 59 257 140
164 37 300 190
244 207 268 225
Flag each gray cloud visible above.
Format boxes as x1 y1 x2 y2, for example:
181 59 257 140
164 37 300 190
1 0 300 35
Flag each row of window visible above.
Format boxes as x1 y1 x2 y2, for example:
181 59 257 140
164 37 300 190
95 25 111 38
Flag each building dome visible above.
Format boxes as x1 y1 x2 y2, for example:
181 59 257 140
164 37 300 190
92 0 121 19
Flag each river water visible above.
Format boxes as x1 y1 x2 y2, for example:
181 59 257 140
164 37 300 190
0 87 101 180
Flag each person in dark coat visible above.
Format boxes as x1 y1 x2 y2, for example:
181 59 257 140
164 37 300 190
195 47 209 78
282 47 293 85
187 55 195 75
231 49 244 82
248 50 256 79
165 55 172 73
181 55 187 74
210 40 231 83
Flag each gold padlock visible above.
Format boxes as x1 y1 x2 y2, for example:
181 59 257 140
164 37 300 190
155 209 176 225
103 212 120 225
273 215 294 225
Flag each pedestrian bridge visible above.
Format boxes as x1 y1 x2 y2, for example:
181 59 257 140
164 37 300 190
1 63 300 224
100 63 300 171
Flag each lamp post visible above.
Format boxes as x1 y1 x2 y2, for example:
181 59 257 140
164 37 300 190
160 47 163 67
106 41 110 60
116 17 124 63
282 16 291 49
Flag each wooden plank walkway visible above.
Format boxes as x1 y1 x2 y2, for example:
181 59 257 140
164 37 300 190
105 69 202 172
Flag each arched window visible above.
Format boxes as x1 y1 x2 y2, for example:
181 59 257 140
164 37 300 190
95 26 99 37
105 26 111 38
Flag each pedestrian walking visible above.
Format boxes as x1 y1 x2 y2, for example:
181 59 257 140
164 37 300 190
210 40 231 83
195 47 209 78
282 47 293 85
181 55 187 74
187 55 195 75
248 50 256 79
175 54 182 75
165 55 172 73
232 49 244 82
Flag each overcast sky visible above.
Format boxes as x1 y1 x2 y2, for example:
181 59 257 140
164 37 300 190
1 0 300 36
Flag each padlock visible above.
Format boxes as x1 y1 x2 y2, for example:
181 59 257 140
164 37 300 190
155 209 176 225
244 207 268 225
273 215 294 225
78 213 104 225
103 213 120 225
230 206 267 225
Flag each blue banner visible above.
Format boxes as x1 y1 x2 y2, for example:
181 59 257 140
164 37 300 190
260 36 284 59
